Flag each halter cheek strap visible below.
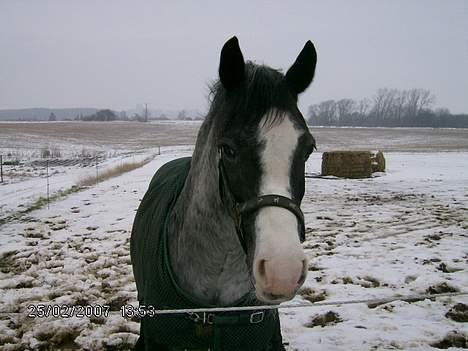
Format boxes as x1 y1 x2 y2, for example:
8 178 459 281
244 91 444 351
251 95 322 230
218 148 306 254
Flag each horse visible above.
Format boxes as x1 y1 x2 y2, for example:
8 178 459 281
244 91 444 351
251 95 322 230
131 36 317 351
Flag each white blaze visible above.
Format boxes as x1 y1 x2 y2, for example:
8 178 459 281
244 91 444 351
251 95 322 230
255 110 304 271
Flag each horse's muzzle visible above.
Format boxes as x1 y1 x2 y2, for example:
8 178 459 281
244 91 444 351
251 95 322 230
254 257 308 303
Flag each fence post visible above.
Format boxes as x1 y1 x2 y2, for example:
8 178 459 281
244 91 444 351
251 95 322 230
95 155 98 185
0 154 3 183
46 159 50 209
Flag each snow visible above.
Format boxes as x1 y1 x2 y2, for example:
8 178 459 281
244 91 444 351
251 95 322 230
0 144 190 222
0 147 467 350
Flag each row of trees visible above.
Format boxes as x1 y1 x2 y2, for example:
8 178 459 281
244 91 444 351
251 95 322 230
75 110 148 121
79 109 119 121
75 109 203 122
307 88 468 128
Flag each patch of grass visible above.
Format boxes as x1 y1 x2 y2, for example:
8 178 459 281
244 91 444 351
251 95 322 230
21 186 81 214
446 303 468 323
332 276 381 289
3 160 20 166
431 331 467 349
307 263 322 271
362 275 380 288
0 250 27 274
304 311 342 328
331 276 354 285
437 262 463 273
426 282 459 294
298 287 327 303
108 295 130 311
78 157 153 187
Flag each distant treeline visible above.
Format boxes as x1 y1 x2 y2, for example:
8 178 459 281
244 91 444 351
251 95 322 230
78 109 150 122
79 109 120 121
78 109 204 122
307 88 468 128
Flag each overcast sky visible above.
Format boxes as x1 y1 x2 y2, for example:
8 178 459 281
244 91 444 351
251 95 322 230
1 0 467 113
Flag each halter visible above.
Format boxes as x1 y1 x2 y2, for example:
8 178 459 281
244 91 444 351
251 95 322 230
218 148 306 254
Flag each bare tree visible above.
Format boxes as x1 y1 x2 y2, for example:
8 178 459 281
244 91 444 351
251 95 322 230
318 100 337 125
336 99 355 125
307 100 337 125
307 104 320 123
417 89 435 112
306 87 464 127
358 98 371 116
371 88 403 123
371 88 387 121
393 90 407 122
406 89 421 117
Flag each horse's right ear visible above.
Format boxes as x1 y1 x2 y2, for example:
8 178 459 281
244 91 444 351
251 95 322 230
219 36 245 91
285 41 317 95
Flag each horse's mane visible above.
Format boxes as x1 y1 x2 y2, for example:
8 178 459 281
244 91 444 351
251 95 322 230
207 62 294 129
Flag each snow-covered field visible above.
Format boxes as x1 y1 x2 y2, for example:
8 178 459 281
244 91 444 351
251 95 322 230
0 123 467 350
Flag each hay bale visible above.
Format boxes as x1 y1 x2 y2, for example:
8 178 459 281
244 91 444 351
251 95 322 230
321 151 376 178
371 151 386 173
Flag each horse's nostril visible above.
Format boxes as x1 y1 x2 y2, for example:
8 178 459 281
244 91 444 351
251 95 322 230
258 259 267 278
264 292 287 301
297 259 308 285
297 271 306 285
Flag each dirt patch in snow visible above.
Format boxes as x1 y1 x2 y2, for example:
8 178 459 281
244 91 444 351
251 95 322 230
446 303 468 323
431 331 468 349
305 311 343 328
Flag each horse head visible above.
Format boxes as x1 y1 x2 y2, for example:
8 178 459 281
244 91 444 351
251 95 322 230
215 37 317 303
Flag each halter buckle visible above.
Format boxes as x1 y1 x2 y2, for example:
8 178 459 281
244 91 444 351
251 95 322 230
249 311 264 324
205 313 214 324
186 312 215 325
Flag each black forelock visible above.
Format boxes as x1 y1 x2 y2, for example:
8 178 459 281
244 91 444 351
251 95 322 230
208 61 297 131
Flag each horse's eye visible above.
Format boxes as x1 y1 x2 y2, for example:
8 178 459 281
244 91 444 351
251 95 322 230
222 144 237 160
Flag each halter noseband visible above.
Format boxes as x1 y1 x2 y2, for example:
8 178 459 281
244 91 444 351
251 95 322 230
218 148 306 254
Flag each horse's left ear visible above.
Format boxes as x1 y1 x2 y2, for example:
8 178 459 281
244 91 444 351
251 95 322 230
219 36 245 91
285 41 317 95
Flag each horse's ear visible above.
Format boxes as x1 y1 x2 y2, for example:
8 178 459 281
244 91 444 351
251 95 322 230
285 41 317 95
219 36 245 91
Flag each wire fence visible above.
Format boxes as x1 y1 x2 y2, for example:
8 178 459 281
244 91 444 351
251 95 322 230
0 292 466 317
141 291 468 316
0 155 101 202
0 146 161 222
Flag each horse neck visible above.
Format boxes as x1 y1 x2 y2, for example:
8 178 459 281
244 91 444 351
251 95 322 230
167 119 252 306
